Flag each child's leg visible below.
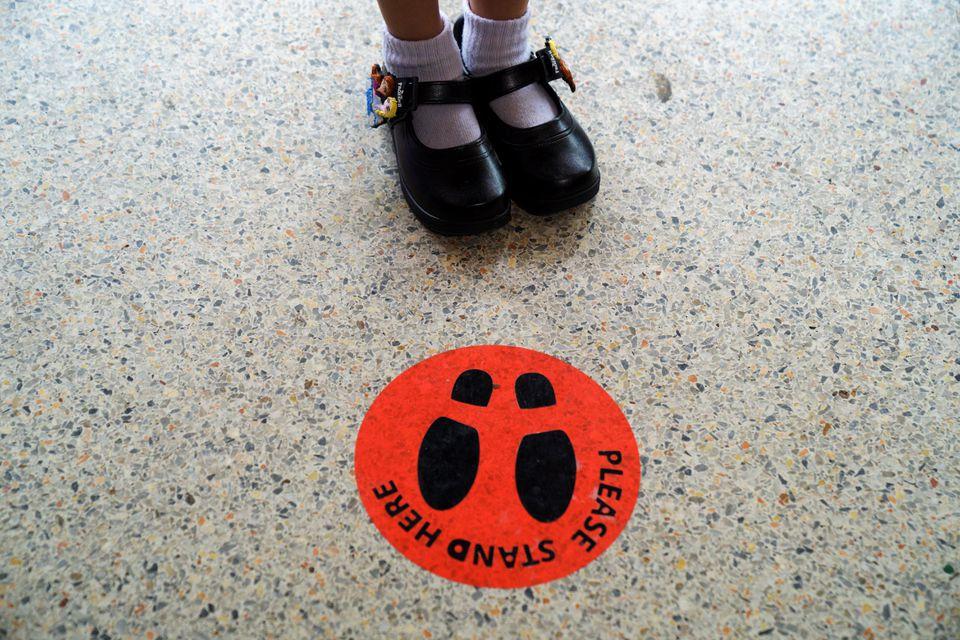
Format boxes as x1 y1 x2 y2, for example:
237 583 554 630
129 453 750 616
460 0 559 128
376 0 480 149
376 0 444 40
468 0 527 20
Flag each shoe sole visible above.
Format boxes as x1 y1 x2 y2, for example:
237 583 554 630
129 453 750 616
400 178 511 236
512 174 601 216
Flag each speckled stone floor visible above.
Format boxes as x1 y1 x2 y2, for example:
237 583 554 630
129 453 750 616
2 0 959 637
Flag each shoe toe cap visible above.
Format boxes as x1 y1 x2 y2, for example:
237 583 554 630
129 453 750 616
418 158 509 221
511 129 599 205
397 143 510 234
541 143 598 194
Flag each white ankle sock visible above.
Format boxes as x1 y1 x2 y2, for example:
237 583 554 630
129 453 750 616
382 15 481 150
459 2 559 129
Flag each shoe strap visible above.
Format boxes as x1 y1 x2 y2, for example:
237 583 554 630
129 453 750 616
367 65 473 127
471 37 577 102
416 80 474 105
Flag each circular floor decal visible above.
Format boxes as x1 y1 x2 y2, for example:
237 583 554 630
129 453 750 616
355 345 641 588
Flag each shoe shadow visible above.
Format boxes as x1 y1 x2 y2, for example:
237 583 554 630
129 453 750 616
431 198 599 268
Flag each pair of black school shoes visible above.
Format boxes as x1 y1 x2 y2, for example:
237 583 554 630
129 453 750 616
367 21 599 235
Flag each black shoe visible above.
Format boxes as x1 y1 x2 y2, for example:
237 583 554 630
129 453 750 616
367 65 510 235
453 18 600 215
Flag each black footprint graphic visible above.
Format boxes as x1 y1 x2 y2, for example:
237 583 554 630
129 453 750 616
515 373 575 522
417 370 490 510
417 369 576 522
515 372 557 409
451 369 493 407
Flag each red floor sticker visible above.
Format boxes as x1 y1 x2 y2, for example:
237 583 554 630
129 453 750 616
355 345 641 588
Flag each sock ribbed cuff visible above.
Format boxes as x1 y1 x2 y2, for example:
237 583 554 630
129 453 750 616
460 1 532 76
382 14 465 82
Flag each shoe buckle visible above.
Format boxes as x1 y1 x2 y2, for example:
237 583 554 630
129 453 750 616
367 64 418 128
544 36 576 93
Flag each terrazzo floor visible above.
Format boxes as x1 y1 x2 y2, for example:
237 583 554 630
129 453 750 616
2 0 959 638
